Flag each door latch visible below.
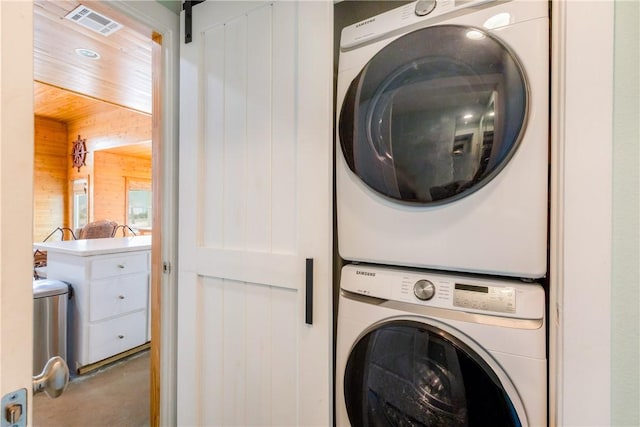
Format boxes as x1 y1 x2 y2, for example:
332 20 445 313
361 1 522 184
1 389 26 427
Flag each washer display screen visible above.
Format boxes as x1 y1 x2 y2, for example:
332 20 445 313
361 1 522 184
453 283 516 313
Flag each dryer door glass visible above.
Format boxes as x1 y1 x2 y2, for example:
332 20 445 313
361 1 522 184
343 321 522 427
339 25 527 205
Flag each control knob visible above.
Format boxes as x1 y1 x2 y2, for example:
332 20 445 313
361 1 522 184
413 279 435 301
415 0 437 17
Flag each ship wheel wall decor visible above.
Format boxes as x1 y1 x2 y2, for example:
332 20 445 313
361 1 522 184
72 135 88 172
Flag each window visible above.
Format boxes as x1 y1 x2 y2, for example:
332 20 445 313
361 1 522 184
126 178 152 230
72 178 88 231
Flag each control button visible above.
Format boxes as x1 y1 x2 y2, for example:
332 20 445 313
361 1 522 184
415 0 437 16
414 279 435 301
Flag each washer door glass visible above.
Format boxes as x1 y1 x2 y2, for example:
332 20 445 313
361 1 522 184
339 25 527 205
343 321 522 427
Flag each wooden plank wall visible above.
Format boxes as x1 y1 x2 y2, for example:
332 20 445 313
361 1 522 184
67 108 152 158
94 151 152 226
34 116 68 241
33 108 151 241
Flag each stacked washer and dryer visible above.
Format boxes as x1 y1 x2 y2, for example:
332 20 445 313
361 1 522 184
335 1 549 426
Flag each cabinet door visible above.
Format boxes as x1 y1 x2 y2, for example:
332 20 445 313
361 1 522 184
90 252 149 280
87 310 147 364
89 273 149 321
178 1 333 425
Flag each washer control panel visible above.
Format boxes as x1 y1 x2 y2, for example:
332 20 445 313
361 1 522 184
341 264 544 319
453 283 516 314
341 0 503 49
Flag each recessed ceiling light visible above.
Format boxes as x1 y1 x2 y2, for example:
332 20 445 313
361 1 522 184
75 48 101 60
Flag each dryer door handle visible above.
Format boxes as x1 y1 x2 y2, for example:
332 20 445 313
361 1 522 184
305 258 313 325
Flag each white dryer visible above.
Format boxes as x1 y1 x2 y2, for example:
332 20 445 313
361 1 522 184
336 0 549 278
336 264 546 427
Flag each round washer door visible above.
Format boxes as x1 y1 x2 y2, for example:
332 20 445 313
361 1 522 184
343 320 524 427
339 25 528 205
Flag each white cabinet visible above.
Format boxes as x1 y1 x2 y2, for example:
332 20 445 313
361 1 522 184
87 311 147 364
88 253 148 321
36 236 151 373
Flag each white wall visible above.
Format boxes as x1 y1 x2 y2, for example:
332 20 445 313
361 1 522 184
612 1 640 425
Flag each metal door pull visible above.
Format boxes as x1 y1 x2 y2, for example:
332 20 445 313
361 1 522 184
33 356 69 399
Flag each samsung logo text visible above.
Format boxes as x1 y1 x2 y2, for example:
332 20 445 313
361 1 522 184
355 18 375 28
356 270 375 277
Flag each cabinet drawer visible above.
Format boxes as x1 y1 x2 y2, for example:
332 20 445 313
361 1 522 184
89 273 148 322
90 252 149 280
87 311 147 364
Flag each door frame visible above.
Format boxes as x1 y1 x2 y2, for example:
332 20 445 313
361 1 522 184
13 1 179 423
549 1 614 425
108 2 179 425
0 1 35 421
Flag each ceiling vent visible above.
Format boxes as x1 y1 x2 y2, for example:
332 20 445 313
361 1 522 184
64 5 123 36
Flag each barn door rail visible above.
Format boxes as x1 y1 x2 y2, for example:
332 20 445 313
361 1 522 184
183 0 206 44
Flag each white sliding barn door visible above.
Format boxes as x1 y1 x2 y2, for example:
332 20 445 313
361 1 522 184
178 2 333 425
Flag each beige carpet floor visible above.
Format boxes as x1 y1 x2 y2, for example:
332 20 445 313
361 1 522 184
33 350 150 427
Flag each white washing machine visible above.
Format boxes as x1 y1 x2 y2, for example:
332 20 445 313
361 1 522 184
336 264 546 426
336 0 549 279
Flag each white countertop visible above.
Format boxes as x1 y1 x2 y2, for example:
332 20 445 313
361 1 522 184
34 235 152 256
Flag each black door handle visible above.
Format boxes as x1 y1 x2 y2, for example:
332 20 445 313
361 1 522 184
305 258 313 325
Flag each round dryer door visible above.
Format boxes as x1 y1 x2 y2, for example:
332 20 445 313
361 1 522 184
343 320 524 426
339 25 528 205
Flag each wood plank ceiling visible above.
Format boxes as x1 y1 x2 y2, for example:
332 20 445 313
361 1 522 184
34 0 154 158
